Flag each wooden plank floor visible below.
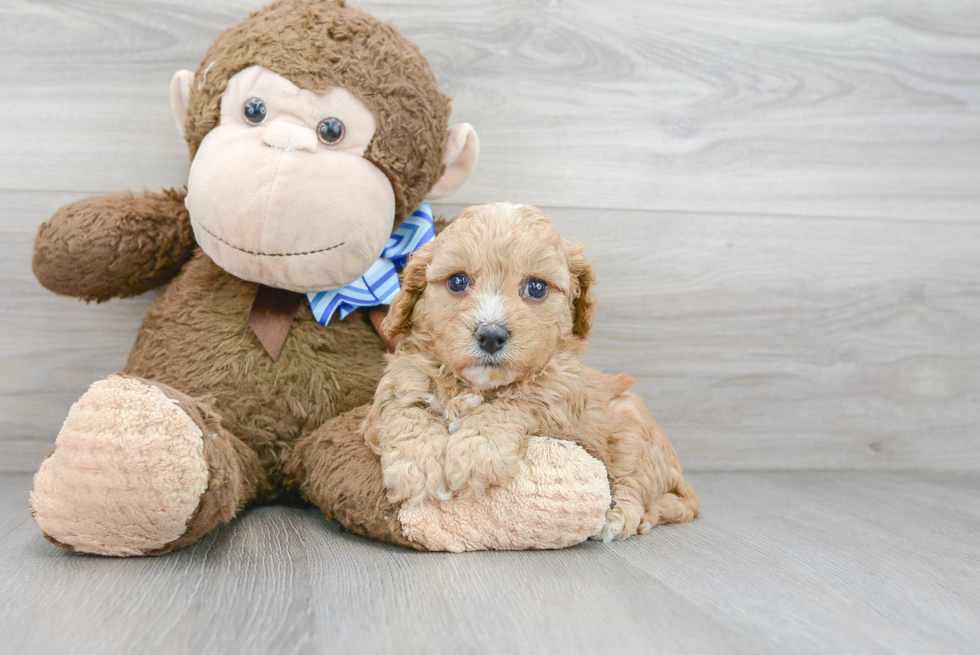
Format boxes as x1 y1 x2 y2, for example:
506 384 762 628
2 0 978 221
3 193 979 472
1 2 979 652
2 0 978 472
0 471 977 655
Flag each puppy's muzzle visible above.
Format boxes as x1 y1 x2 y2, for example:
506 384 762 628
475 323 509 355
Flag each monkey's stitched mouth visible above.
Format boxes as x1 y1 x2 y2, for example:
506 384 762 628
193 220 344 257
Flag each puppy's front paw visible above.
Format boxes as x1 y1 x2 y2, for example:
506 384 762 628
444 429 519 497
380 452 450 507
591 504 640 543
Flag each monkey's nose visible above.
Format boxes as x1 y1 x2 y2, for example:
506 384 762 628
476 324 509 354
262 120 318 152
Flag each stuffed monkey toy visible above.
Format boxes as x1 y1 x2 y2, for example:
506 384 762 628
29 0 613 555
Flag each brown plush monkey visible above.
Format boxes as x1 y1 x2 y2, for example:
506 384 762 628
29 0 613 555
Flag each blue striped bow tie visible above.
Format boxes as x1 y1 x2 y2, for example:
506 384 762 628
306 203 436 326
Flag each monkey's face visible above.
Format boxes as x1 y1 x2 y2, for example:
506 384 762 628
184 66 396 292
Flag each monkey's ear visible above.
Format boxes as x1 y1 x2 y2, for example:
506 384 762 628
426 123 480 200
381 244 435 338
170 70 195 139
567 242 597 340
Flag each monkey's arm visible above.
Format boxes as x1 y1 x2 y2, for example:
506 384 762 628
32 189 197 302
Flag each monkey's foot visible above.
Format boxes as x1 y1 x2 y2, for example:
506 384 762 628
397 437 611 552
31 375 210 556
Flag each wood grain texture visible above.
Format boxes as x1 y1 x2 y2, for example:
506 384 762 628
0 0 978 219
3 192 978 472
1 0 979 472
4 7 977 648
0 471 977 655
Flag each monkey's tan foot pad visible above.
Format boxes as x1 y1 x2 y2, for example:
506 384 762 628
398 437 611 552
30 375 209 556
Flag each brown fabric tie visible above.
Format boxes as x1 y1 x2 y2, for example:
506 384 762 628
247 285 304 361
367 307 403 353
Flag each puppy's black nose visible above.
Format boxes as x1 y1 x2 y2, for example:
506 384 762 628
476 324 509 354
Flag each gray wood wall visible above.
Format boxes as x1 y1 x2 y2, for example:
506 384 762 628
1 0 978 473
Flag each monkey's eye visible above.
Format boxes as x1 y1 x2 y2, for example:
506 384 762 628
447 273 469 293
525 279 549 300
243 97 267 125
317 117 345 145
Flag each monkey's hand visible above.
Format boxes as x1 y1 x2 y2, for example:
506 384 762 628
33 189 196 302
443 407 535 497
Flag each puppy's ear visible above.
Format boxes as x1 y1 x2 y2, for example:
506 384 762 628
382 244 434 338
567 242 597 340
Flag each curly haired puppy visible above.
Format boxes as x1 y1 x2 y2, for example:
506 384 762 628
364 202 699 541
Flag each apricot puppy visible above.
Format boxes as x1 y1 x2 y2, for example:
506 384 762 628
364 202 699 541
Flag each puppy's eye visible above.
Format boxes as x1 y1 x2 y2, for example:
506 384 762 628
447 273 469 293
525 279 549 300
317 117 345 144
243 97 267 125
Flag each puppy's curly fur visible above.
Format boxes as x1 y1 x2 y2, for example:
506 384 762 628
364 203 699 541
